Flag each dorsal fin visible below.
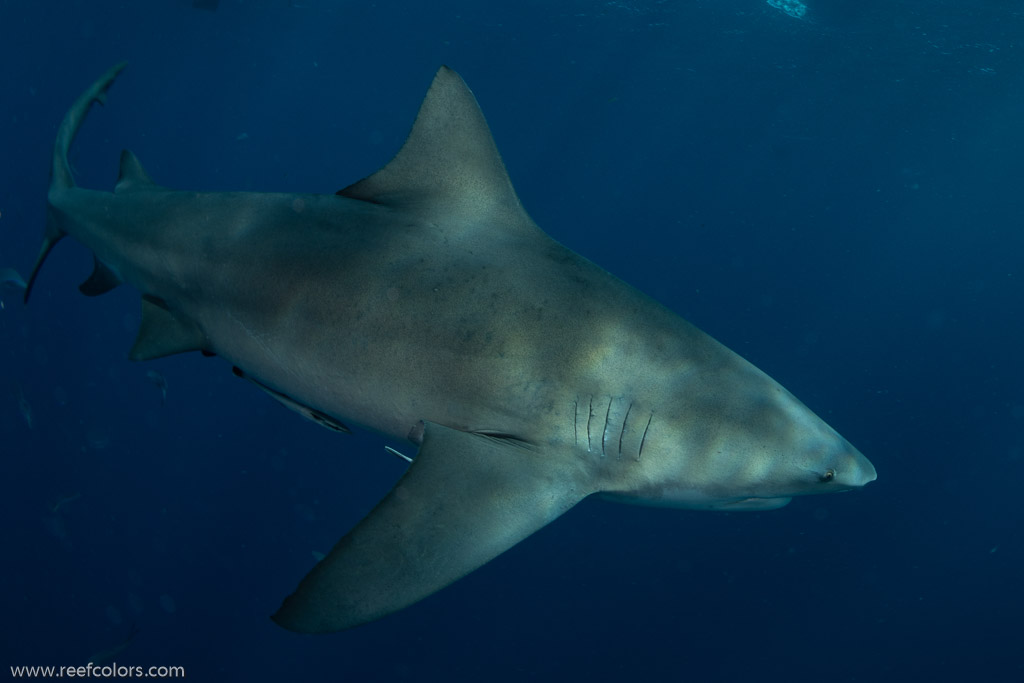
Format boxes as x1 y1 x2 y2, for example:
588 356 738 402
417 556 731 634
337 66 536 233
115 149 160 193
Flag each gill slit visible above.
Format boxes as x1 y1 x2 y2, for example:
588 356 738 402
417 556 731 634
586 396 593 452
619 401 633 458
601 398 613 456
573 398 578 447
638 413 653 461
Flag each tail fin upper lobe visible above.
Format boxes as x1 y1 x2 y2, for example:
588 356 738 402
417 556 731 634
24 62 128 303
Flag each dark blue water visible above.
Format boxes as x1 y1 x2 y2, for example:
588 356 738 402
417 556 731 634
2 2 1021 681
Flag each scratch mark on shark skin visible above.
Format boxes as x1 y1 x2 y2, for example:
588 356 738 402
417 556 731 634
225 309 298 385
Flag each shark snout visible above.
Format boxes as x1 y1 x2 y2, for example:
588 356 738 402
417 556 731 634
836 447 877 489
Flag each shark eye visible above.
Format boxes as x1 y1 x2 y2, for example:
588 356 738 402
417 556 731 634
819 468 836 483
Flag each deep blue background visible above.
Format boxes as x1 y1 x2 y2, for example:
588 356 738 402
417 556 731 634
1 1 1022 681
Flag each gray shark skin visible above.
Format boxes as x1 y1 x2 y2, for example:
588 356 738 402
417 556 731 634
27 63 876 633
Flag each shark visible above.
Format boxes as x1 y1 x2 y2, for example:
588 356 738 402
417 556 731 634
25 63 876 633
0 267 27 293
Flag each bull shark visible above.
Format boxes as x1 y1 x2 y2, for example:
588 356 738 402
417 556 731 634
25 63 876 633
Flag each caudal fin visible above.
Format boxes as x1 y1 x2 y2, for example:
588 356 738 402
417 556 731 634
24 62 128 304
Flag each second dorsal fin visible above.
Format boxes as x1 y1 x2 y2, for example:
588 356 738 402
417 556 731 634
115 149 161 194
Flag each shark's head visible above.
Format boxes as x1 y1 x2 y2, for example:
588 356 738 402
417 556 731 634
605 353 876 511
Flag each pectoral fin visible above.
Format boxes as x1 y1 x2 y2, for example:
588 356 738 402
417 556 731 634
272 421 591 633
